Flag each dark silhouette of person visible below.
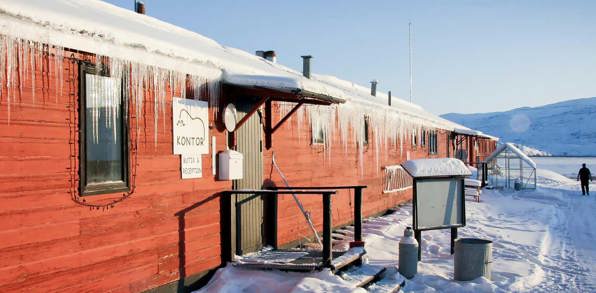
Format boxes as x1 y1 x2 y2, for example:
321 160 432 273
577 163 592 196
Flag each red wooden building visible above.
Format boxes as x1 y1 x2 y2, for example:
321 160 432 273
0 1 497 292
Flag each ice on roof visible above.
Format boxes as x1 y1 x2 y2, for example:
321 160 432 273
313 74 467 131
0 0 495 136
402 158 472 178
0 0 345 102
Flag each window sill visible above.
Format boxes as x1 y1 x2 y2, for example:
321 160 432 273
81 182 129 196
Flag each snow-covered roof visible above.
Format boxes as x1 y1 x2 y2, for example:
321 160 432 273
0 0 496 136
402 158 472 178
453 128 499 140
484 143 537 168
314 74 469 131
0 0 346 103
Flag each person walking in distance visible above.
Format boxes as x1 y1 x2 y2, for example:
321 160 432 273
577 163 592 196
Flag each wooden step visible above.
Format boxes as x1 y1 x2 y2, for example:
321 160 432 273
332 232 349 240
366 267 406 293
337 264 386 288
331 246 366 271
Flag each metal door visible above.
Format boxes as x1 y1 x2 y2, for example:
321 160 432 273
233 101 264 254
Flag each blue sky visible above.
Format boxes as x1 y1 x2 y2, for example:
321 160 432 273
103 0 596 115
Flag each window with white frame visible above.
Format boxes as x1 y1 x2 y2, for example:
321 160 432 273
429 130 438 154
411 129 418 147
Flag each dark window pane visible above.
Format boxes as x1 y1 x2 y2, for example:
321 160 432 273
85 74 124 184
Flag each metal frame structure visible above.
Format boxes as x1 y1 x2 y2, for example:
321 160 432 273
484 145 537 190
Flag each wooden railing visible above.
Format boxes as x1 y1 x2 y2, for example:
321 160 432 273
224 185 366 268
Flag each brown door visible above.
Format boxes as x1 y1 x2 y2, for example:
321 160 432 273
233 100 264 255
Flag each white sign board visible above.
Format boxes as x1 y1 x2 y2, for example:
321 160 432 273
415 178 464 230
181 154 202 179
173 97 209 155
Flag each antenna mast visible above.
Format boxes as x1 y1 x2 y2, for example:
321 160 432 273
409 21 413 103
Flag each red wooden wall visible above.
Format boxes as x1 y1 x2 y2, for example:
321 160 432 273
0 45 497 292
0 49 229 292
264 103 452 246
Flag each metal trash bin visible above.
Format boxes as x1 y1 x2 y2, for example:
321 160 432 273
454 238 492 281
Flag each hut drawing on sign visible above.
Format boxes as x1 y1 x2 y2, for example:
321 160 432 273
483 143 537 190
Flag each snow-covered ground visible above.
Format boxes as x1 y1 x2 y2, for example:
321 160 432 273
198 169 595 292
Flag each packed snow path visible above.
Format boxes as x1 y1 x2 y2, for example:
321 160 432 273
198 170 595 292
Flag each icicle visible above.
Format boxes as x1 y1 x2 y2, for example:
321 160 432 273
0 35 5 105
30 41 37 104
6 36 14 123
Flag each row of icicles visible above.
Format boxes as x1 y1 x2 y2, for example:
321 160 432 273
278 101 439 174
0 34 436 175
0 35 220 146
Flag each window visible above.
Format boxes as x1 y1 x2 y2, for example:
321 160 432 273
429 130 438 154
311 120 325 145
79 63 128 195
421 130 427 147
411 129 417 147
383 165 413 193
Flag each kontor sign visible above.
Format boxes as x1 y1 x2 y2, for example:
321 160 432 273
173 97 209 155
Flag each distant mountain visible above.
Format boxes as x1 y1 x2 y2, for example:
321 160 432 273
442 97 596 156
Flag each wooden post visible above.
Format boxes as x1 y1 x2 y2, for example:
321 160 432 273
415 229 422 261
451 227 458 255
354 187 363 242
322 192 332 267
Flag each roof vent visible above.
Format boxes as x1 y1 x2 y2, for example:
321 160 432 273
134 1 145 14
370 80 378 97
301 55 312 78
265 51 277 63
256 50 277 63
388 90 392 106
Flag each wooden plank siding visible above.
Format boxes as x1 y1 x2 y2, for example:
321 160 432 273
263 103 454 247
0 46 497 292
0 50 229 292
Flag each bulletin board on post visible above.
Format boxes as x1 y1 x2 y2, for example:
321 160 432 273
412 177 466 231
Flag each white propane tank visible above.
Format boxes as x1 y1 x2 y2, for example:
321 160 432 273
399 227 419 279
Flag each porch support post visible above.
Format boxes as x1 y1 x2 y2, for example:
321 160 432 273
322 192 332 268
354 187 363 242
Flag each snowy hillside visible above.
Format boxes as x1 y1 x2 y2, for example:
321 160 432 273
511 143 552 157
442 97 596 156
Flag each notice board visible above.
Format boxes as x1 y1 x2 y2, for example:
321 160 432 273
414 178 465 230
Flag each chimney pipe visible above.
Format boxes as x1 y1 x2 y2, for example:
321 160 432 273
134 1 145 14
301 55 312 78
263 50 276 63
388 90 392 106
370 80 378 96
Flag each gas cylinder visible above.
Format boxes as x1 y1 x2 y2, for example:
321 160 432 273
398 227 418 279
